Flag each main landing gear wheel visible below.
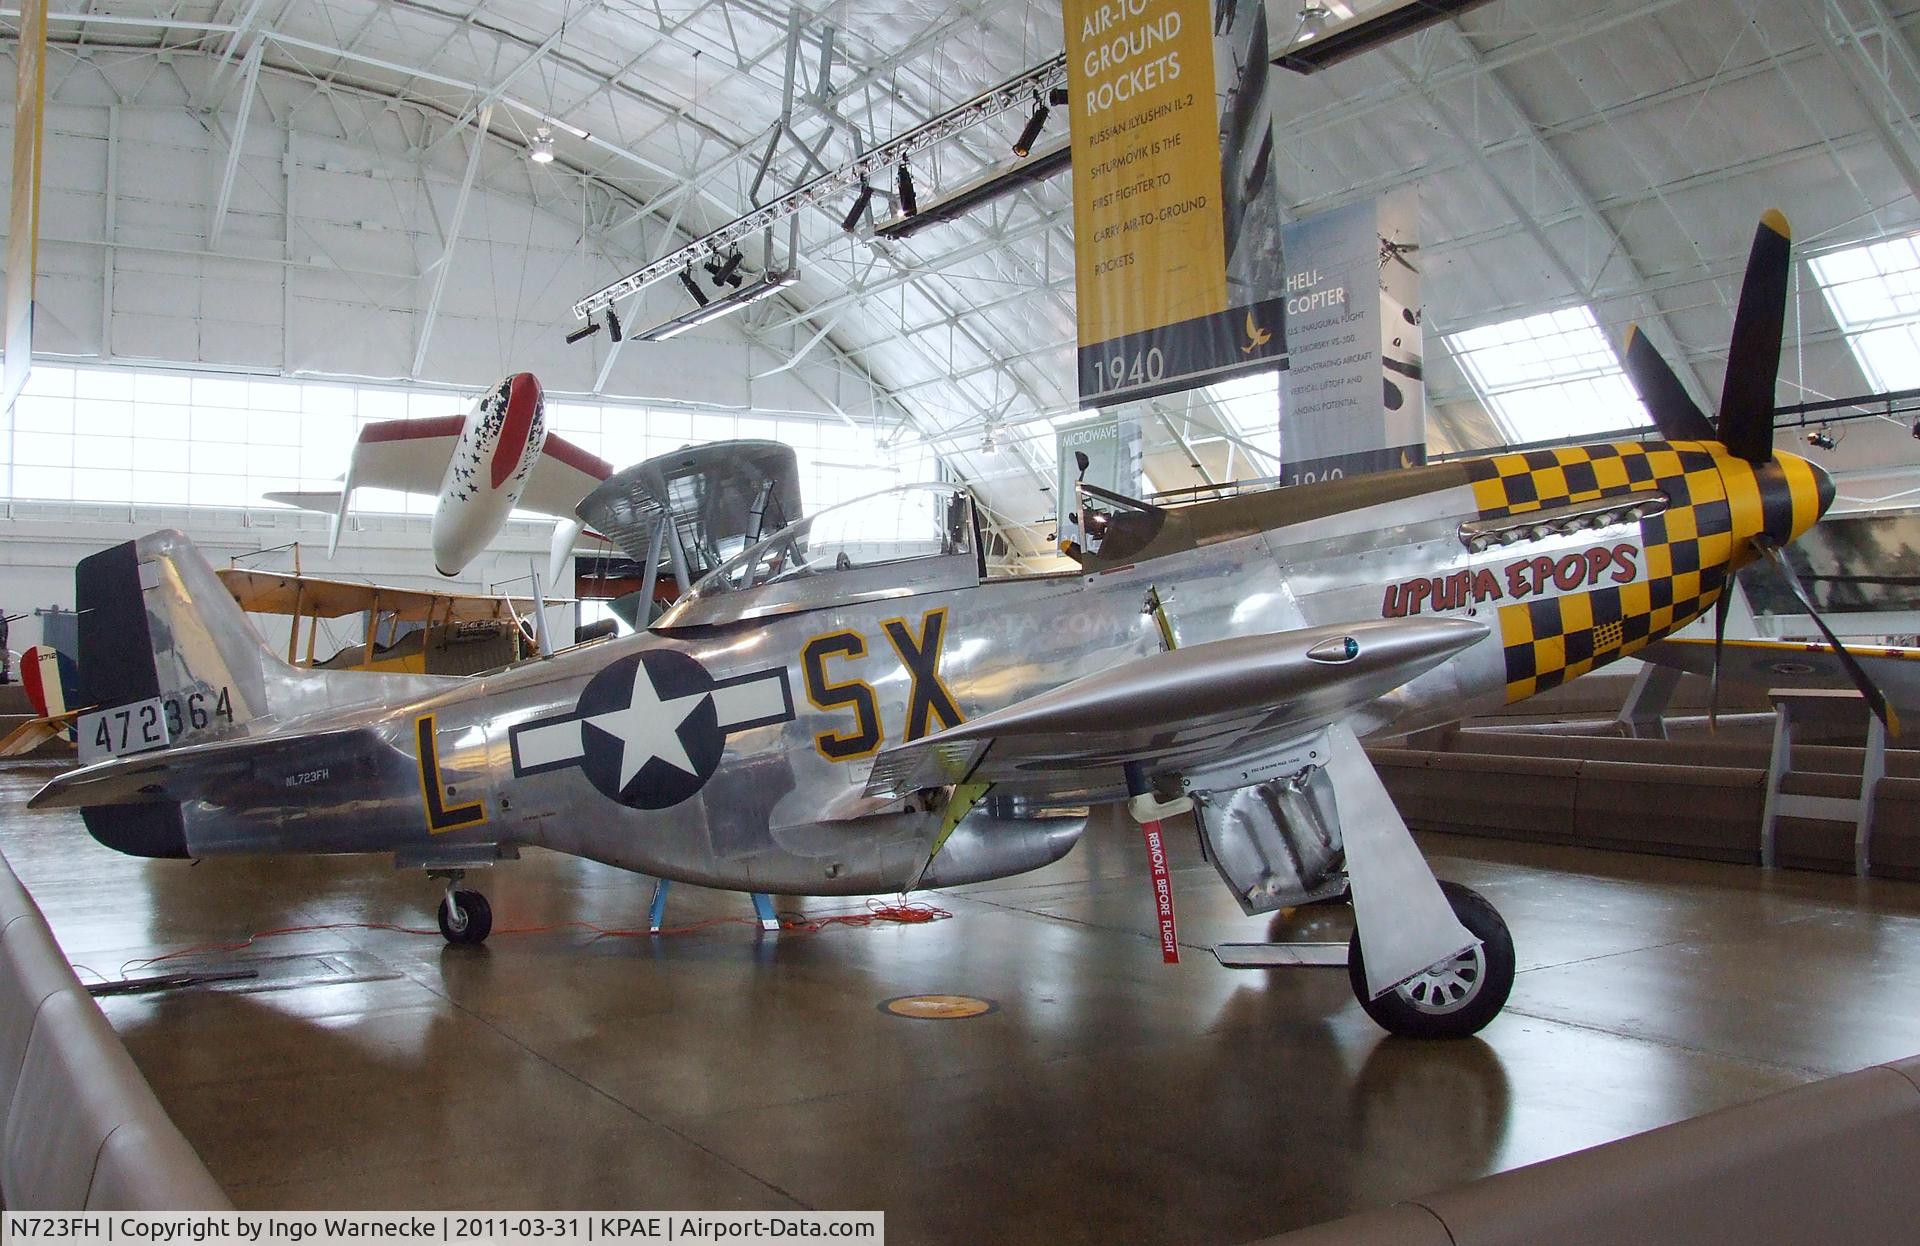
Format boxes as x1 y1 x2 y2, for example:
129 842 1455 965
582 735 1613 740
438 888 493 945
1348 881 1514 1039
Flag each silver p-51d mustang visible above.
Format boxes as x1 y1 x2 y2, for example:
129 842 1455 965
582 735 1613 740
32 214 1863 1038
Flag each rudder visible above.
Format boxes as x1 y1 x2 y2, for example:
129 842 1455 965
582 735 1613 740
76 530 289 742
74 531 301 859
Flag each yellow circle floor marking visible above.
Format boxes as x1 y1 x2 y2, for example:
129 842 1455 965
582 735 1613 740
880 994 997 1020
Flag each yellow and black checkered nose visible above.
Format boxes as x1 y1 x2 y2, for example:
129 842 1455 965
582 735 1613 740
1463 438 1832 704
1719 448 1832 553
1774 451 1836 540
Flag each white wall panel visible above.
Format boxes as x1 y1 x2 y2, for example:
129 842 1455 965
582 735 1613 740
0 52 901 430
0 504 563 659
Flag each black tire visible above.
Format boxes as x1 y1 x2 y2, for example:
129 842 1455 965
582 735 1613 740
1348 881 1513 1039
438 889 492 945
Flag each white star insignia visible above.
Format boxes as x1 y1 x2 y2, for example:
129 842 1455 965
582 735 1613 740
584 662 708 789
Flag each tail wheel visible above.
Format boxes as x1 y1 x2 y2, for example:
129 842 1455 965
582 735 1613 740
1348 881 1514 1039
438 889 493 945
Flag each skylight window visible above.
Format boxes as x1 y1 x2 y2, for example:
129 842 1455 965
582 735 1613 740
1810 232 1920 391
1203 370 1280 466
1446 305 1649 445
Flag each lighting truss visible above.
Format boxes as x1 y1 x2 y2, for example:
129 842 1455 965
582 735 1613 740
636 272 800 342
571 55 1069 320
1271 0 1495 73
876 140 1070 241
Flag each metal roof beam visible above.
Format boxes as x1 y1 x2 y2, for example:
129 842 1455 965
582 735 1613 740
207 37 264 250
423 5 596 161
755 210 1065 333
1802 0 1920 206
197 0 269 108
411 101 492 378
1388 28 1717 410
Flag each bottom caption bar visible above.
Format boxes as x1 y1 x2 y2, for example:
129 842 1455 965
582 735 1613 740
3 1215 884 1246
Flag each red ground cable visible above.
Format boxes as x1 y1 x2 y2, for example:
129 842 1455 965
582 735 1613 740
110 899 952 979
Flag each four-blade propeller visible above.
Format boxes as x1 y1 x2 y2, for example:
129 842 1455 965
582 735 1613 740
1620 211 1897 736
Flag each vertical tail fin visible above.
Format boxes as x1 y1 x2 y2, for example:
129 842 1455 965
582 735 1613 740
70 530 288 859
76 530 291 740
65 531 459 860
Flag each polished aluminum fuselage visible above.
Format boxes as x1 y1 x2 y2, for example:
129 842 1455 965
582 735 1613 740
132 437 1828 896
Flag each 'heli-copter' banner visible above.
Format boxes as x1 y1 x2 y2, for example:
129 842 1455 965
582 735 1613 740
1064 0 1290 406
1278 188 1426 484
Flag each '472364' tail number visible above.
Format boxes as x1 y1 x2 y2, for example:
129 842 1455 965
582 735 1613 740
77 686 235 763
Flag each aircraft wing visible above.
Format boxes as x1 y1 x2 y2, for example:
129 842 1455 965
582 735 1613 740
263 490 346 515
217 568 557 623
1640 637 1920 713
0 711 79 758
28 724 385 810
268 417 468 552
516 433 615 518
862 617 1488 799
342 416 468 494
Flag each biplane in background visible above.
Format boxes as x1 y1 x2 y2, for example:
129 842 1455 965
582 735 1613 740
573 439 804 627
1 645 82 758
216 561 564 676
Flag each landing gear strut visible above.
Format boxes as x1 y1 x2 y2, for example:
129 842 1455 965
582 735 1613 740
1348 881 1513 1039
433 870 493 945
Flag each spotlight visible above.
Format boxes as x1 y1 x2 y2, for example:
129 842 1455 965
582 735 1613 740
710 249 744 288
1013 94 1049 158
1806 428 1836 450
1048 87 1069 107
841 178 874 233
981 427 998 454
897 161 918 217
564 321 601 345
1296 3 1334 41
529 126 556 164
679 266 710 308
1911 418 1920 441
605 307 622 343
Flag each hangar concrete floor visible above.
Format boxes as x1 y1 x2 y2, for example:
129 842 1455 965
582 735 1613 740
8 757 1920 1242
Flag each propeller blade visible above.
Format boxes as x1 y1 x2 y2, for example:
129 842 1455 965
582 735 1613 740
1757 538 1900 737
1716 211 1792 465
1624 324 1716 442
1709 585 1733 731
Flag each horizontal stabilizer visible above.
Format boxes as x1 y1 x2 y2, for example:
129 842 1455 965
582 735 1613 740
863 617 1487 798
0 713 78 758
29 724 382 810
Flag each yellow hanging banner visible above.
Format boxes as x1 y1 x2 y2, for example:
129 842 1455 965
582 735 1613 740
1063 0 1287 406
3 0 50 419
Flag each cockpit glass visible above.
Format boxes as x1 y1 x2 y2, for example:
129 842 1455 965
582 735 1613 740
688 484 973 599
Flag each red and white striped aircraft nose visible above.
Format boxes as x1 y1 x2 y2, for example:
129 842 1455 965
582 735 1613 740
491 372 546 489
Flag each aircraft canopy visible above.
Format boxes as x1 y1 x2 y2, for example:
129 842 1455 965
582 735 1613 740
658 483 980 627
